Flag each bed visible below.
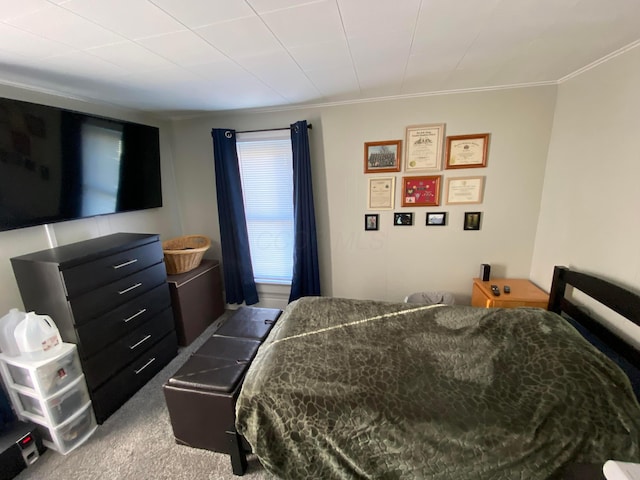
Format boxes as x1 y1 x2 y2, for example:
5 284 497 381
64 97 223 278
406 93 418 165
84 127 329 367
235 266 640 479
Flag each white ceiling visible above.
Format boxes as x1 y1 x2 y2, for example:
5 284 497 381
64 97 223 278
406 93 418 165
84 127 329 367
0 0 639 117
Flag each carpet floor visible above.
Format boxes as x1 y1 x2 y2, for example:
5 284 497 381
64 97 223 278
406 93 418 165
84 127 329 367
14 310 277 480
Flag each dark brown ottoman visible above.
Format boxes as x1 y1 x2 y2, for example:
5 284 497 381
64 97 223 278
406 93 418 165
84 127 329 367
163 307 281 475
215 306 280 340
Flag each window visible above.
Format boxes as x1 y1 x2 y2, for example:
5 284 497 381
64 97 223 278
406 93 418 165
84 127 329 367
236 130 293 284
81 120 123 216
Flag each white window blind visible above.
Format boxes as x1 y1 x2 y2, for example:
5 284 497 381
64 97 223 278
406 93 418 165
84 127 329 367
81 120 123 217
236 130 293 284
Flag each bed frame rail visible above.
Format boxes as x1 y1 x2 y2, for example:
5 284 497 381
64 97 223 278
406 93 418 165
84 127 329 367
548 265 640 367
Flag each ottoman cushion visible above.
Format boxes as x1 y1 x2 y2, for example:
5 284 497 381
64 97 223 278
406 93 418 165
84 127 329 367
197 335 261 361
215 306 281 341
167 355 248 393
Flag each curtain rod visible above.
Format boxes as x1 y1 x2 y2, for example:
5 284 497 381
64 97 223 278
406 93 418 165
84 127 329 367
236 123 312 134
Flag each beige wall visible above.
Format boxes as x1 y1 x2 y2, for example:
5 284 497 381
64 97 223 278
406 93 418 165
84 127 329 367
171 86 557 306
0 84 182 315
531 46 640 345
7 43 638 318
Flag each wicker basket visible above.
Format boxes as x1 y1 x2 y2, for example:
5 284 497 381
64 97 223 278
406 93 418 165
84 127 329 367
162 235 211 275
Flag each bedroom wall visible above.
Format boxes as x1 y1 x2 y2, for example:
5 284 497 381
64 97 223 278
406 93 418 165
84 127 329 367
171 85 557 307
531 45 640 346
0 84 183 316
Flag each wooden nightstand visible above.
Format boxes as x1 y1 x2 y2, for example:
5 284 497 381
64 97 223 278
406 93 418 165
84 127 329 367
471 278 549 309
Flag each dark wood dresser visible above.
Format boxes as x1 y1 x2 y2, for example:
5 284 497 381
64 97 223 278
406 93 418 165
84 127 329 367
10 232 178 424
166 259 225 346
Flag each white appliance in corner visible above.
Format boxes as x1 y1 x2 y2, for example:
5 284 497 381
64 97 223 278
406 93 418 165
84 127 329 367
0 343 97 455
604 460 640 480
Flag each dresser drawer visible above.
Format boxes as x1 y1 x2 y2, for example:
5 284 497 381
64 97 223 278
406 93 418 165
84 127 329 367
75 283 171 359
69 262 167 324
83 308 175 390
92 331 178 423
62 241 164 297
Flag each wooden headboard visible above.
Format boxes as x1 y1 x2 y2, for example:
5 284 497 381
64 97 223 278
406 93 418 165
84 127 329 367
549 266 640 479
548 265 640 368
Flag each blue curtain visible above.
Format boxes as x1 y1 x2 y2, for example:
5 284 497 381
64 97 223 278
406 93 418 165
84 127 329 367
0 384 16 432
289 120 321 302
211 129 258 305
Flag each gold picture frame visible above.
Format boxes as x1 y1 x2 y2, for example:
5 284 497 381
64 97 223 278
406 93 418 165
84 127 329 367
445 133 489 169
364 140 402 173
401 175 441 207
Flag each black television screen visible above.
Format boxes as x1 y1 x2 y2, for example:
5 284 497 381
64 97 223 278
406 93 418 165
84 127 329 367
0 97 162 232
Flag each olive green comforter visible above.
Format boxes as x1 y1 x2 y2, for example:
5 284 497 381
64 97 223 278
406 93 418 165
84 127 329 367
235 297 640 479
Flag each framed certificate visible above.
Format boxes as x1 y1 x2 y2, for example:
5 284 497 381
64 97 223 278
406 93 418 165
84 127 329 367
367 176 395 210
401 175 441 207
404 123 445 172
445 176 485 204
445 133 489 169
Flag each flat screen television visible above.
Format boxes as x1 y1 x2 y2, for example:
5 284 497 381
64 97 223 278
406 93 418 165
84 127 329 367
0 96 162 232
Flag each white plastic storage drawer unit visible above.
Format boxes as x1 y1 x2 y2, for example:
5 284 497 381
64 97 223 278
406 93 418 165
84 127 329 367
15 375 91 426
38 402 97 455
1 343 82 398
0 343 98 454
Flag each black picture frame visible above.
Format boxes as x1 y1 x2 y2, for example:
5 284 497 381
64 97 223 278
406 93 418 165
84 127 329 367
394 212 413 226
365 214 379 231
464 211 482 230
426 212 447 226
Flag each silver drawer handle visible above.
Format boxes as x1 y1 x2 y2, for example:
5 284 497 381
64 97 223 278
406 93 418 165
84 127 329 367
129 334 152 350
134 357 156 375
113 259 138 269
123 308 147 323
118 282 142 295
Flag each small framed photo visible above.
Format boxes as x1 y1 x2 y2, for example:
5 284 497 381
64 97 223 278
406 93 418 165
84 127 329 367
364 140 402 173
365 214 379 231
464 212 482 230
394 212 413 226
426 212 447 226
445 133 490 169
401 175 441 207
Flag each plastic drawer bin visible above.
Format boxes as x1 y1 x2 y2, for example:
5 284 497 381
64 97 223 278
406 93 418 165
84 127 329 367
17 375 90 426
4 344 82 397
39 403 97 455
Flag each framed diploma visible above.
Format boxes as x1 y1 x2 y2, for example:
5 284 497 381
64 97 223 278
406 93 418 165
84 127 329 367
364 140 402 173
367 176 395 210
445 133 489 169
404 123 445 172
445 176 485 204
401 175 441 207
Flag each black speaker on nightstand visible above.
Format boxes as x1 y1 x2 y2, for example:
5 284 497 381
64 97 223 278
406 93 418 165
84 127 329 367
480 264 491 281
